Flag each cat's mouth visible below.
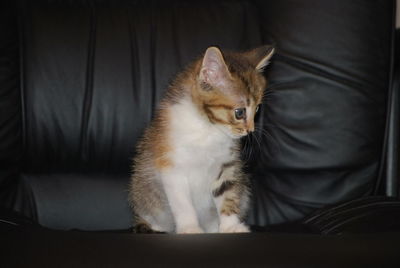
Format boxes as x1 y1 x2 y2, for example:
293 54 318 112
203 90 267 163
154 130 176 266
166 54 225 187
216 125 247 139
234 132 249 139
231 127 250 139
228 133 246 139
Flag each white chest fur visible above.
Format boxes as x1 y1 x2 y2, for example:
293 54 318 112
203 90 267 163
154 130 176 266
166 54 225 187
168 98 234 177
162 98 235 232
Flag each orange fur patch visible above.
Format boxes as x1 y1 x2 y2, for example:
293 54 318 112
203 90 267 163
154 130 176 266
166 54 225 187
149 105 173 170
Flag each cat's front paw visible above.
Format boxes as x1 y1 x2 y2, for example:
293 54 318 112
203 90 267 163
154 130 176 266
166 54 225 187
219 222 250 233
219 214 250 233
177 225 204 234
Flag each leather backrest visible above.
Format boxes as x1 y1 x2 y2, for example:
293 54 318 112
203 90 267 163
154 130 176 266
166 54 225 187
21 1 268 174
1 0 394 229
246 0 395 225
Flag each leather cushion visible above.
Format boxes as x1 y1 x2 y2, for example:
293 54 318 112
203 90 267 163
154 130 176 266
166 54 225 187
20 173 131 230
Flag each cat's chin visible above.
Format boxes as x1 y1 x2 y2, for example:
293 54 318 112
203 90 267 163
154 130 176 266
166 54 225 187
215 125 246 140
226 131 248 140
231 133 247 139
224 131 244 140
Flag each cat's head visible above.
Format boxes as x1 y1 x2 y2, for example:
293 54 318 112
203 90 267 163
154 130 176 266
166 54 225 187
194 45 274 139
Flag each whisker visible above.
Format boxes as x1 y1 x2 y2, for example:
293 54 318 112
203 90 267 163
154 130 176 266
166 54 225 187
241 135 251 161
242 134 254 163
254 126 281 156
247 135 253 162
260 122 280 129
251 131 261 151
262 89 276 101
248 137 254 162
257 128 275 142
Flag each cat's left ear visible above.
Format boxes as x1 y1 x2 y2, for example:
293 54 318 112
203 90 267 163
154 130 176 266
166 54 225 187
246 45 275 72
199 46 232 88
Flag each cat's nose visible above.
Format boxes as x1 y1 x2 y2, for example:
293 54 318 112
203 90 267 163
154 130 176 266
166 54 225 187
246 128 255 134
247 123 255 133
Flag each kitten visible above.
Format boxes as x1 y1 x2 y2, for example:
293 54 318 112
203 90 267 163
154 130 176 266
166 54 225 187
128 45 274 234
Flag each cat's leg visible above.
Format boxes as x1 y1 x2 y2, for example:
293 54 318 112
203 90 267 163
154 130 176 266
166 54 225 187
129 169 175 233
161 170 204 234
212 162 250 233
138 209 175 233
134 215 169 234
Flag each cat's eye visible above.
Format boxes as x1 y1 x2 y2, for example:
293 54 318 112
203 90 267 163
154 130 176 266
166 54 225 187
235 108 246 120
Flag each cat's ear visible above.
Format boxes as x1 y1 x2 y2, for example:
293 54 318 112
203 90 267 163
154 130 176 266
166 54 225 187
246 45 275 72
199 47 231 88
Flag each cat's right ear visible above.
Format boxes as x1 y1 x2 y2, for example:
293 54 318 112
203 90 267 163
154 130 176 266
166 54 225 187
246 45 275 72
199 47 232 89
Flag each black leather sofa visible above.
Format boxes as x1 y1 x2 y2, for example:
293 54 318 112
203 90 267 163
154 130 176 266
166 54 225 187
1 0 400 267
